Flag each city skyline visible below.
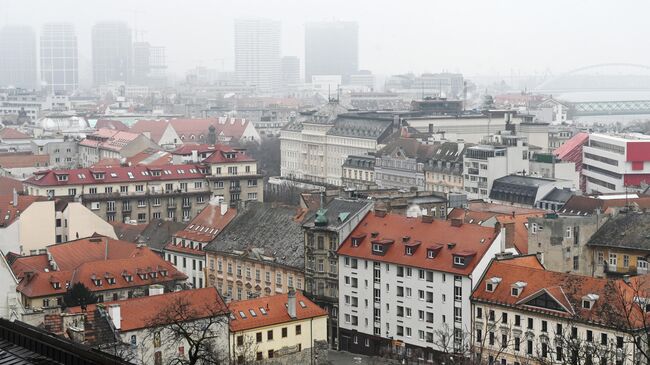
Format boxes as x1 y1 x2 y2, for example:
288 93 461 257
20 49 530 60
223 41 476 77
2 0 649 80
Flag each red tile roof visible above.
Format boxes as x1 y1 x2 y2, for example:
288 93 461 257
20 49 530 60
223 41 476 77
0 176 23 195
0 128 30 140
472 256 650 328
0 153 50 168
202 147 256 164
166 203 237 252
95 120 130 132
561 195 650 215
25 163 209 187
172 144 220 156
229 291 327 332
79 129 144 152
0 194 44 228
337 212 499 275
554 132 589 160
127 149 172 166
496 213 544 254
67 287 228 332
129 120 170 144
12 236 187 299
165 118 250 141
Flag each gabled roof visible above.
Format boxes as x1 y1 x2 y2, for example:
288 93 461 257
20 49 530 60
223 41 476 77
0 176 23 195
588 212 650 251
126 149 172 166
79 129 145 152
338 212 499 275
67 287 228 332
472 256 641 327
0 127 30 140
201 146 256 164
166 117 251 141
129 120 170 144
377 137 437 162
25 164 208 186
228 291 327 332
554 132 589 160
0 194 44 228
135 219 187 252
110 222 147 242
0 153 50 168
47 236 141 271
561 194 650 216
167 203 237 248
94 119 129 132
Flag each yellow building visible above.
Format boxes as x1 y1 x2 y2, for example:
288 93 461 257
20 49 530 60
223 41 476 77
228 290 328 363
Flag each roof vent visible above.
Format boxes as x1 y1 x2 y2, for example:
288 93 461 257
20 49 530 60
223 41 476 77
402 236 410 243
371 231 379 238
450 218 463 227
447 243 456 249
374 209 387 218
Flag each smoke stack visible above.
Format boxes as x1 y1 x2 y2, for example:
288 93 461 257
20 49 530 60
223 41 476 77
108 304 121 330
287 289 296 319
12 188 18 207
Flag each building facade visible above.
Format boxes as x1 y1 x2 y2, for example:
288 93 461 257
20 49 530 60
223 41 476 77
342 155 376 190
374 138 434 191
234 18 281 94
304 21 358 83
0 25 37 89
336 211 504 361
91 22 132 86
40 23 78 93
424 141 467 194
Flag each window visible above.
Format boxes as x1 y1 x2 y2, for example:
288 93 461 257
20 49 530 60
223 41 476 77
296 325 301 335
515 315 521 326
282 327 287 338
267 330 273 341
256 332 262 343
476 329 482 342
542 320 548 332
527 318 533 329
514 337 520 351
476 307 482 319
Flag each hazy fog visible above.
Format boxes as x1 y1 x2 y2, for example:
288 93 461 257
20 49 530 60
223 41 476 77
3 0 649 78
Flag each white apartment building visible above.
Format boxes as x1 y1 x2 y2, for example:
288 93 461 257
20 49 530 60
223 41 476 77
337 211 504 362
472 255 641 365
464 134 529 200
582 133 650 193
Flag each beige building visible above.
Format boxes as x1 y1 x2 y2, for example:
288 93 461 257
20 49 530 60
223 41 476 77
204 202 306 301
229 291 328 363
78 128 160 167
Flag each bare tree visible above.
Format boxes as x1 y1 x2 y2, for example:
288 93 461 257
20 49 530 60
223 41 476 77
230 332 261 365
613 276 650 364
144 295 229 365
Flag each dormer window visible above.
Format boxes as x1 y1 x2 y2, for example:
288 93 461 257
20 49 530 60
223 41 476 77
486 277 502 292
582 294 599 309
93 279 102 286
138 272 148 280
125 275 133 282
352 238 360 247
405 246 414 256
582 300 592 309
107 277 116 285
93 173 105 179
427 250 434 259
52 282 60 289
372 244 383 253
453 256 465 265
159 269 167 277
56 174 68 182
151 272 158 278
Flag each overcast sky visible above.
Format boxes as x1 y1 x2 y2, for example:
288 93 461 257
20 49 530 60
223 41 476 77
3 0 648 79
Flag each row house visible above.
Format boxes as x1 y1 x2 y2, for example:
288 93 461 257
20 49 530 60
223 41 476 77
9 236 186 309
424 141 469 194
374 138 435 191
341 155 376 190
163 200 236 289
336 211 504 362
23 164 212 223
78 128 159 167
204 202 307 302
472 255 644 365
302 197 374 347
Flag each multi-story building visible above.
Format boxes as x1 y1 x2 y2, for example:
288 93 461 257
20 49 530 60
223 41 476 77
554 132 589 192
234 18 281 94
489 175 574 209
281 108 395 186
10 236 186 309
132 42 167 87
40 23 78 94
406 111 522 144
528 152 580 188
201 145 264 204
385 73 464 99
23 164 213 223
472 255 640 365
342 155 376 190
464 134 529 200
281 56 300 89
163 200 236 289
424 141 468 193
30 138 79 168
304 21 358 83
0 25 37 89
204 202 306 301
374 138 435 191
588 211 650 278
582 133 650 193
229 290 328 364
91 22 132 86
303 198 373 346
337 211 504 361
79 128 159 167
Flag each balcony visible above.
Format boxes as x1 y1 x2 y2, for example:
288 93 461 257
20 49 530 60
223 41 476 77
122 206 132 213
230 186 241 193
467 168 479 175
81 188 210 202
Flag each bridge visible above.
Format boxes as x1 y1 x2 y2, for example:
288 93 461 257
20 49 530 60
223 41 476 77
569 99 650 117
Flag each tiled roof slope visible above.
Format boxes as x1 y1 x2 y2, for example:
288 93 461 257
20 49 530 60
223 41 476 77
588 212 650 250
67 287 228 332
205 202 306 269
338 212 499 275
229 291 327 332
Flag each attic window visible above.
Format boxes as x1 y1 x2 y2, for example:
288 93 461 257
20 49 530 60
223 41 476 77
486 277 502 292
239 311 247 319
93 173 105 179
159 269 168 277
138 273 148 280
405 246 414 256
56 174 68 181
52 282 60 289
453 256 465 265
372 243 383 253
107 277 116 285
93 279 102 286
427 250 435 259
582 300 592 309
582 294 599 309
299 300 307 308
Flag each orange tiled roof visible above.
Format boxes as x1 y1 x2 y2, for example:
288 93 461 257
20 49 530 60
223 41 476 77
337 212 499 275
0 176 23 195
47 236 143 271
496 213 545 254
472 256 646 327
0 128 30 139
0 153 50 168
67 287 228 332
229 291 327 332
0 194 44 228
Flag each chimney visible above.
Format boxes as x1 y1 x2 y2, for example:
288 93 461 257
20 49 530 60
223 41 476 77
503 222 515 249
450 218 463 227
287 289 297 319
108 304 121 330
374 209 387 218
421 215 434 224
12 188 18 207
220 201 228 216
149 284 164 296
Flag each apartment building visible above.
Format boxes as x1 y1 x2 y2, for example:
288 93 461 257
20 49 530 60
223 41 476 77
163 200 236 289
341 155 376 190
424 141 468 194
23 164 212 223
374 138 435 191
337 211 504 361
583 133 650 193
463 134 529 200
78 128 159 167
229 290 328 363
10 236 186 309
201 145 263 204
204 202 306 301
30 139 79 168
472 255 640 365
302 197 373 346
